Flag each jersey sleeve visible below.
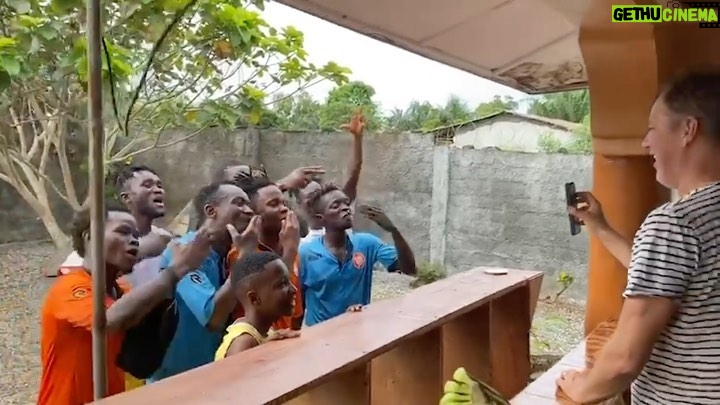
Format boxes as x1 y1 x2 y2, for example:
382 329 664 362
175 262 216 327
364 233 398 271
290 267 304 318
624 208 699 300
52 278 104 331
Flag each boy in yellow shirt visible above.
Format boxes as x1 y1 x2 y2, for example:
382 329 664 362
215 251 300 360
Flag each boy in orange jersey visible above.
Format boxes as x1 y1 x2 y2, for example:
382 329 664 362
227 176 304 330
38 204 210 405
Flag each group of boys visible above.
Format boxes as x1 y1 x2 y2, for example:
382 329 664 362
37 113 417 404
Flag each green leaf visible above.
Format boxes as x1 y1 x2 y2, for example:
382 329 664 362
0 37 17 49
0 57 21 76
17 15 46 27
0 70 11 91
38 26 58 40
50 0 82 12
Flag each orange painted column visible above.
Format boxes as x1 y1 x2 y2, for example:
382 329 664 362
579 0 720 334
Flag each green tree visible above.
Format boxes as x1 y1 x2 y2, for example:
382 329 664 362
384 100 438 132
318 81 381 131
528 90 589 123
0 0 349 247
420 96 473 131
567 113 592 154
474 95 518 117
268 92 322 131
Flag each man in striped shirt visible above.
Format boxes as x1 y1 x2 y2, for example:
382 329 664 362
558 70 720 404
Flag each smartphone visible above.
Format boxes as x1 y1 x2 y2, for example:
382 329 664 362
565 182 582 236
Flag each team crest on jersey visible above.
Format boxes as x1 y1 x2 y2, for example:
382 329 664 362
352 253 366 269
72 288 89 299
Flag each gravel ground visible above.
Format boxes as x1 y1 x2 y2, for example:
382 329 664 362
0 241 55 405
0 241 584 403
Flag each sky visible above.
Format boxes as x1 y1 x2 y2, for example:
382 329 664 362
260 2 530 113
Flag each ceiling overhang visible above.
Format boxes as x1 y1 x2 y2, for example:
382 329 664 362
275 0 592 94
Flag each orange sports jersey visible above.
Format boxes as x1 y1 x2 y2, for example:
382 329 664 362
38 270 127 405
226 246 303 330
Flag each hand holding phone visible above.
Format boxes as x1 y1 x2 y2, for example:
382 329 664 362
565 182 582 236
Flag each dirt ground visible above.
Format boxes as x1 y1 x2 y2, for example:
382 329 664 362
0 241 55 404
0 241 584 404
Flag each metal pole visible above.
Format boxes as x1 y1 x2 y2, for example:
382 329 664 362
86 0 107 399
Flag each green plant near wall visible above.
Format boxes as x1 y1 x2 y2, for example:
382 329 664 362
541 271 576 303
538 132 566 153
409 261 447 288
538 129 592 155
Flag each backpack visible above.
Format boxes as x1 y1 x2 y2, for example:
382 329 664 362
116 298 179 379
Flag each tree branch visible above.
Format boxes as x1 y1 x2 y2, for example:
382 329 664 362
107 123 211 164
53 120 82 210
7 150 74 207
8 106 27 156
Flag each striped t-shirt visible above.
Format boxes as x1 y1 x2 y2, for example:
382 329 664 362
624 182 720 404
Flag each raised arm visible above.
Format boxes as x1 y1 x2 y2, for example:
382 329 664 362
340 113 365 202
360 205 417 275
569 191 632 268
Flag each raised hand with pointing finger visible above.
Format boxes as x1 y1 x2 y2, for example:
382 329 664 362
277 166 326 191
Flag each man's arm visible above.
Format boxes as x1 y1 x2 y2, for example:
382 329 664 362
224 334 261 357
387 228 417 275
106 267 185 332
594 224 632 268
137 231 172 260
562 209 698 402
55 264 187 333
175 264 236 332
342 128 363 202
369 231 417 275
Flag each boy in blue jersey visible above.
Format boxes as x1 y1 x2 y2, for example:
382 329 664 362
149 182 260 381
298 183 417 326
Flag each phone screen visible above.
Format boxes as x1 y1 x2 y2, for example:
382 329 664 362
565 182 582 236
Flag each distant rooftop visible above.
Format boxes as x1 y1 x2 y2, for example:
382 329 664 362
425 110 581 134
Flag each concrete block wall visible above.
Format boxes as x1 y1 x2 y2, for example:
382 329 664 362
0 129 593 299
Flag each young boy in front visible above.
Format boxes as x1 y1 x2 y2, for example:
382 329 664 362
215 251 300 360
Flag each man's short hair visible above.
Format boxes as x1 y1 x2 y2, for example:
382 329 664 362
70 201 131 258
114 165 157 193
305 182 341 215
661 69 720 141
230 251 281 290
235 176 275 202
192 182 230 224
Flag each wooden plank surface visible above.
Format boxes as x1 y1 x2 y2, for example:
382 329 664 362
511 320 621 405
97 268 542 405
